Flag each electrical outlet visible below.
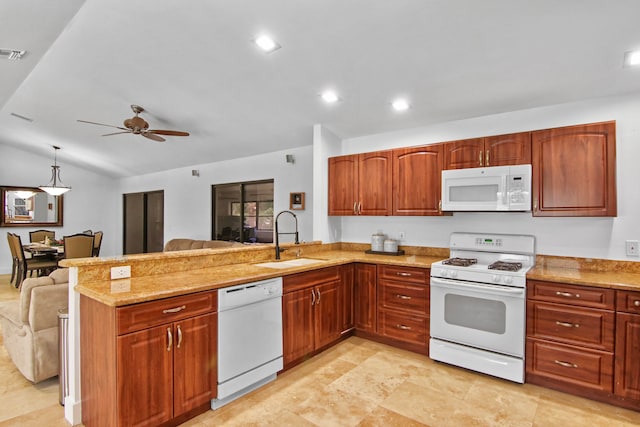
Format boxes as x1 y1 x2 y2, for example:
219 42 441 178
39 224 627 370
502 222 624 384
399 231 406 240
626 240 639 257
111 265 131 280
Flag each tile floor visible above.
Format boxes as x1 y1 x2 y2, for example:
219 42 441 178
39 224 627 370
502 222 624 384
1 274 640 426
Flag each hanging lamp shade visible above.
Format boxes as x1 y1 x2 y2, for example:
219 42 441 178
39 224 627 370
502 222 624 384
39 146 71 196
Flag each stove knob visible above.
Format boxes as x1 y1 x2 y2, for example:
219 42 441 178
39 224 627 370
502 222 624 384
504 276 513 285
492 275 501 283
438 269 447 277
450 271 458 279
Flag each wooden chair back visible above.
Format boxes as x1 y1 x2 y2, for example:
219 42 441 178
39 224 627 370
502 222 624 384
63 233 95 259
92 231 103 257
29 229 55 243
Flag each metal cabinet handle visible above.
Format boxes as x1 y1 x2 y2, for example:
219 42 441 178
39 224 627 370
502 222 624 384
396 272 412 277
395 294 412 300
163 305 186 314
486 150 490 166
478 151 483 166
353 202 358 215
311 289 316 305
176 325 183 348
554 360 578 368
396 324 411 330
316 289 321 304
358 202 362 215
634 300 640 307
438 200 442 212
555 291 580 298
556 321 579 328
166 327 172 352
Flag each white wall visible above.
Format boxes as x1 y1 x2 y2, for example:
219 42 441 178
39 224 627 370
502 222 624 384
316 93 640 261
117 145 314 246
0 144 119 274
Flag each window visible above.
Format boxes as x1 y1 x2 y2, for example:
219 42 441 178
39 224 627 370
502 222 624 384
212 180 274 243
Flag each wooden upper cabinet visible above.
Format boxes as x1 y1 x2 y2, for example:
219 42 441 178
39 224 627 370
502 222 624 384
532 121 617 217
392 144 444 215
443 133 531 169
328 151 392 216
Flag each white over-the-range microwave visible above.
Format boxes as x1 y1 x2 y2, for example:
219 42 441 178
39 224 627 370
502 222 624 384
441 164 532 212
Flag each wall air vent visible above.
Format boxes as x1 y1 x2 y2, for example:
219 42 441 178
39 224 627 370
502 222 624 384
0 49 26 60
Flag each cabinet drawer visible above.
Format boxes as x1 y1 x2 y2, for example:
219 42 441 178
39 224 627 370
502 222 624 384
527 280 615 309
616 290 640 314
378 310 428 347
284 266 340 293
527 301 615 351
379 265 427 284
379 280 428 314
117 291 217 335
526 339 613 393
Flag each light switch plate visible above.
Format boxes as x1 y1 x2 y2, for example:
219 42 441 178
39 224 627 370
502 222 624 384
111 265 131 279
625 240 639 257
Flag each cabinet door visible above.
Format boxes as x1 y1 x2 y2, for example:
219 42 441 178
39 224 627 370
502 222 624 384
443 138 484 169
117 325 173 427
532 121 617 217
358 151 392 215
314 280 342 349
615 313 640 400
392 145 444 215
354 263 377 333
282 288 314 365
328 155 358 215
485 132 531 167
173 313 217 416
339 264 355 334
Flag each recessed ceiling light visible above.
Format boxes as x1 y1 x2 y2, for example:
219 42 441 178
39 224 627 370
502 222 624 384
254 35 281 53
321 90 340 103
391 98 410 112
623 49 640 67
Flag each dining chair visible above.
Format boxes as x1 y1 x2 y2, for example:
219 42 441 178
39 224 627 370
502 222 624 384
63 233 95 259
92 231 103 257
9 233 58 289
6 233 19 286
29 229 56 243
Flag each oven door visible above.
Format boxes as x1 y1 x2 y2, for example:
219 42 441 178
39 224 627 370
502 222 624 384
430 277 525 357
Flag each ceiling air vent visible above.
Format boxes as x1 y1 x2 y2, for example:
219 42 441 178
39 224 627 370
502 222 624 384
0 49 26 60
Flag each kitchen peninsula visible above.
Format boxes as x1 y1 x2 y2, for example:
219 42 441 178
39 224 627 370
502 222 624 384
61 242 640 426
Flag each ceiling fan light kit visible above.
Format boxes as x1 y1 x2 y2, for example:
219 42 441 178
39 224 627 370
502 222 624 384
78 104 190 142
39 146 71 196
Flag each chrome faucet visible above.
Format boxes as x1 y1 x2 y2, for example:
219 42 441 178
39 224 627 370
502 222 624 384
275 210 299 260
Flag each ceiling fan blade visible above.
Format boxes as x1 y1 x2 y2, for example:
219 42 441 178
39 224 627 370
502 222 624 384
101 131 132 137
77 119 128 131
142 132 166 142
148 129 190 136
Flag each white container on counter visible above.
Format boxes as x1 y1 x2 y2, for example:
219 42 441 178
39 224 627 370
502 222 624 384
383 239 398 253
371 233 386 252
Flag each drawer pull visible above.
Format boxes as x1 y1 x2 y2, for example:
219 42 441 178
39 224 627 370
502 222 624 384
311 289 316 306
634 300 640 307
396 272 412 277
166 327 173 352
176 325 183 349
554 360 578 368
555 321 579 328
396 324 411 330
555 291 580 298
395 294 412 300
163 305 186 314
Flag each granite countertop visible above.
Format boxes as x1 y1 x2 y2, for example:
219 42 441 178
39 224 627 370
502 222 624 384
73 246 640 307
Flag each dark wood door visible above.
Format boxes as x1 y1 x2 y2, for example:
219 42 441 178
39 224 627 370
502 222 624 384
328 155 358 215
282 288 314 366
123 190 165 254
173 313 217 416
339 264 355 334
532 121 617 217
314 280 342 349
358 151 392 215
485 132 531 167
443 138 484 169
393 145 444 215
117 324 173 427
354 263 377 333
146 191 164 253
615 312 640 400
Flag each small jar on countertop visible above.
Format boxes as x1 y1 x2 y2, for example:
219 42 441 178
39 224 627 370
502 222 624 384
383 239 398 253
371 233 386 252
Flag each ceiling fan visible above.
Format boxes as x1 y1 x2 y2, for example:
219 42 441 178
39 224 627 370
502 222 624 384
78 104 190 142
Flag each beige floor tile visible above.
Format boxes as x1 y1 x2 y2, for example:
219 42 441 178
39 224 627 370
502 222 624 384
356 406 431 427
293 388 378 427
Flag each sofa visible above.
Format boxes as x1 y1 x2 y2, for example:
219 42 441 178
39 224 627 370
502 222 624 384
0 268 69 383
163 239 246 251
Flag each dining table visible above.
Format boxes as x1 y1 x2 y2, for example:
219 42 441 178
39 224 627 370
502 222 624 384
23 242 65 258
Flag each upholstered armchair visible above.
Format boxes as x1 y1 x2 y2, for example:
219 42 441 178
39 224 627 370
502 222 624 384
0 268 69 383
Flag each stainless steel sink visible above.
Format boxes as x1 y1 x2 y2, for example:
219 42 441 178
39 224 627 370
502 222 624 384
254 258 327 269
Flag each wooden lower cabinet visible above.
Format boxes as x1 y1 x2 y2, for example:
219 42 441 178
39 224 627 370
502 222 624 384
282 267 343 368
81 291 217 427
354 263 377 333
615 291 640 405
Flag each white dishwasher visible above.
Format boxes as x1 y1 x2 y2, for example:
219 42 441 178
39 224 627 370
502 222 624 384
211 277 283 409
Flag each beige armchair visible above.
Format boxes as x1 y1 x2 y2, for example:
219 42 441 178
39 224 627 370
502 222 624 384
0 268 69 383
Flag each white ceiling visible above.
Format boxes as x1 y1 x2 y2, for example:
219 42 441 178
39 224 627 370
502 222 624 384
2 0 640 178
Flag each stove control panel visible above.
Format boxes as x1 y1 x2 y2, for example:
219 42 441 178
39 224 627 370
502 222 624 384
475 237 502 247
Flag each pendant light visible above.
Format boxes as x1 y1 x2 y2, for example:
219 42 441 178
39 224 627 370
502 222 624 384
39 146 71 196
